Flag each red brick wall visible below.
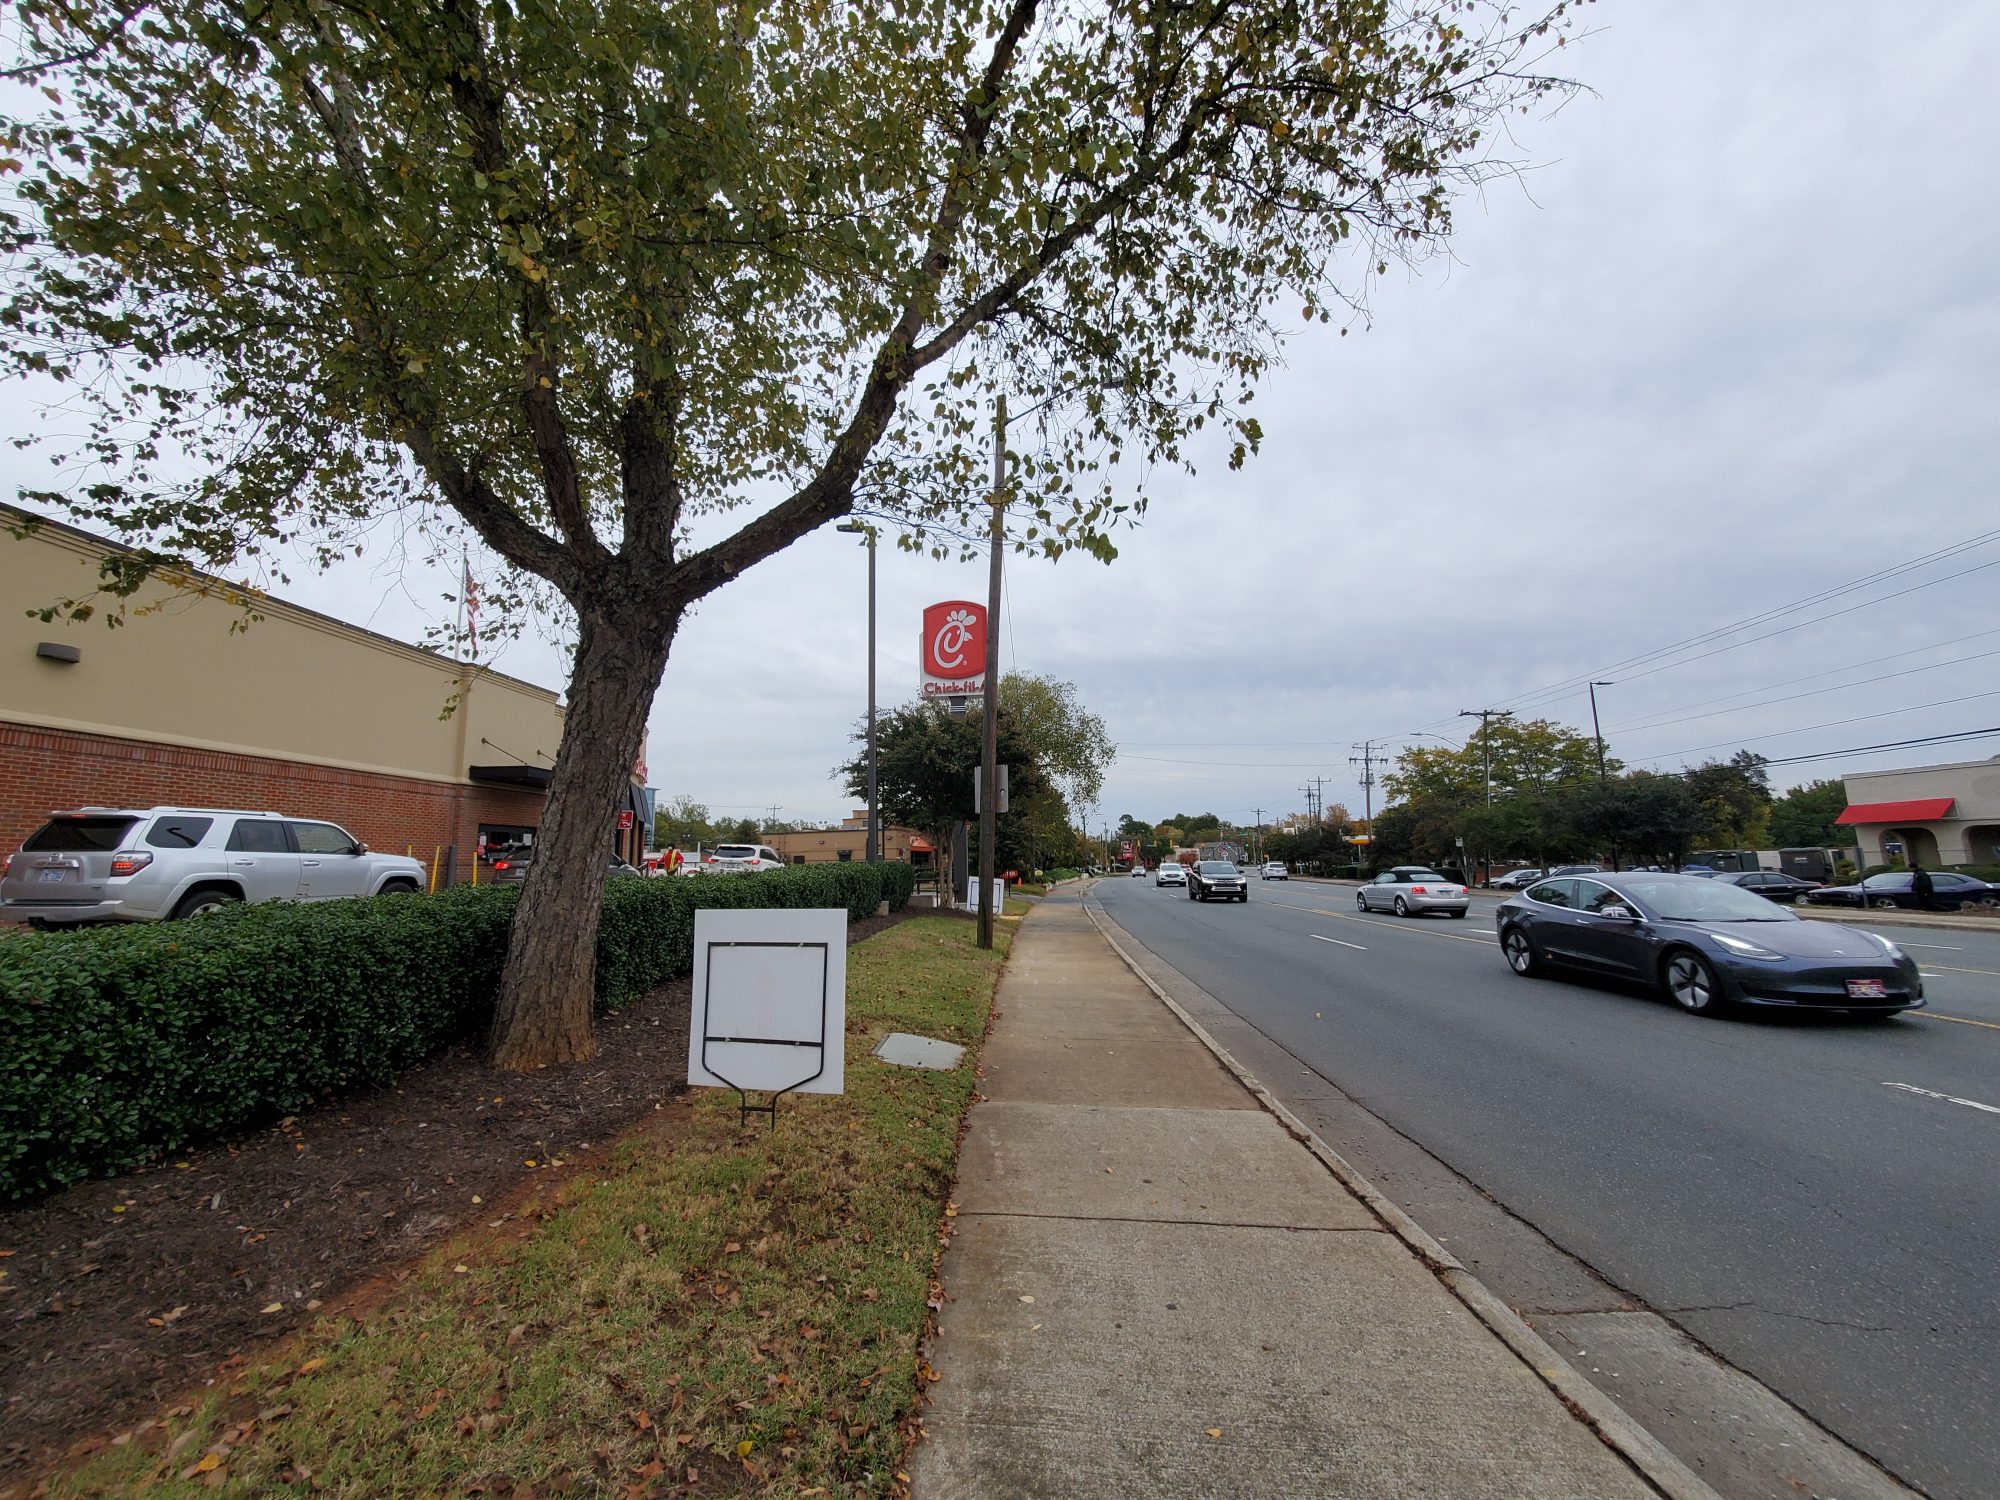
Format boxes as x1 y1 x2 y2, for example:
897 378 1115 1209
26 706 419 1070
0 721 545 876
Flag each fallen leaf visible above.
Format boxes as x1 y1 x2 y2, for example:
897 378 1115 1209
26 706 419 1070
1205 1427 1223 1439
1018 1295 1035 1304
260 1302 283 1314
735 1440 753 1458
630 1410 653 1432
453 1264 470 1274
193 1453 222 1473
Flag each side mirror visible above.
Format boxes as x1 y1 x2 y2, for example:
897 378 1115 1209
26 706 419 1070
353 842 369 855
1598 904 1638 921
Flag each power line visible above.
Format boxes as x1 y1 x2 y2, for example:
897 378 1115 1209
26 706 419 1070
1635 687 2000 765
1609 643 2000 737
1756 726 2000 767
1385 525 2000 744
1604 627 2000 732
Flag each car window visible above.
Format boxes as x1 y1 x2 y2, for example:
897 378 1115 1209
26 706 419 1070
1577 881 1630 915
24 815 140 851
1930 873 1972 888
146 815 214 848
1372 873 1395 884
714 845 757 859
227 819 291 853
1614 877 1799 922
1404 870 1447 883
1526 880 1575 909
1861 873 1909 889
290 821 358 855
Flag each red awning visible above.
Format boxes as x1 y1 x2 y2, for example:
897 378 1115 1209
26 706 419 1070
1835 797 1955 826
910 836 934 853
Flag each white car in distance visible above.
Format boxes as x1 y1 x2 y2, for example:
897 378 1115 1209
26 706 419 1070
1261 861 1288 880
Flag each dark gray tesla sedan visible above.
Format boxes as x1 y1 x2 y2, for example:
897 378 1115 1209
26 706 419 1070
1495 871 1923 1017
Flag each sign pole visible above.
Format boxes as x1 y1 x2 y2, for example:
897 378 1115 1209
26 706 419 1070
979 394 1006 951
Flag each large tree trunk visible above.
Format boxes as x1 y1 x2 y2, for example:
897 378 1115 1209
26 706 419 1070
489 604 675 1069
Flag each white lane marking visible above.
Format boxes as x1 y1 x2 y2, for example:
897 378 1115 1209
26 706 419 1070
1896 941 1965 951
1919 963 2000 977
1310 934 1367 951
1882 1082 2000 1116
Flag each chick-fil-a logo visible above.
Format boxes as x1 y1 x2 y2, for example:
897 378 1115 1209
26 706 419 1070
921 600 986 683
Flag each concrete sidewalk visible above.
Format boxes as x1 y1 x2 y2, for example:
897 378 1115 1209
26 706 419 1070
910 892 1700 1500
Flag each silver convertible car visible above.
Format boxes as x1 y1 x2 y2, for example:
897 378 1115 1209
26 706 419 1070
1356 867 1470 918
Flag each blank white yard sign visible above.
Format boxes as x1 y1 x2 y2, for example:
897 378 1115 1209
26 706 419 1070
965 877 1007 917
688 907 846 1098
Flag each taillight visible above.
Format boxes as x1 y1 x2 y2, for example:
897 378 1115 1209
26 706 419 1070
494 860 510 871
109 851 154 878
0 854 11 876
1411 885 1427 894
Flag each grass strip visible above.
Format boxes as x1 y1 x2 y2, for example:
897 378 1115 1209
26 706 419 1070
41 914 1009 1499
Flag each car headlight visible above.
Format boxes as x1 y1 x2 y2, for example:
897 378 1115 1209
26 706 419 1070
1867 933 1904 960
1711 932 1783 961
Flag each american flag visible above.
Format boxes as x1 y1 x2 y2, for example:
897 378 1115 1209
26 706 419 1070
462 554 479 657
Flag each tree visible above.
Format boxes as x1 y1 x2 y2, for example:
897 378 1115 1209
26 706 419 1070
652 794 717 851
1567 772 1702 868
1768 779 1848 849
1 1 1574 1065
1685 751 1772 848
1383 719 1611 805
1002 674 1113 817
839 700 1043 898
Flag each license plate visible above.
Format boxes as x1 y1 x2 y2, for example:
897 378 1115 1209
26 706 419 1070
1846 978 1888 999
38 869 66 884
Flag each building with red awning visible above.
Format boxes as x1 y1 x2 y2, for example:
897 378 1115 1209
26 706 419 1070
1837 762 2000 868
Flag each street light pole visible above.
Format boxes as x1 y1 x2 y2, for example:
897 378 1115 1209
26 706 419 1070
977 394 1006 951
836 521 879 862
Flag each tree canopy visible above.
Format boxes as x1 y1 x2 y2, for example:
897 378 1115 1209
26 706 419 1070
0 0 1580 1065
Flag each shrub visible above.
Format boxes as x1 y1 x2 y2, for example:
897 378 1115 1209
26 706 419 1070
0 862 918 1201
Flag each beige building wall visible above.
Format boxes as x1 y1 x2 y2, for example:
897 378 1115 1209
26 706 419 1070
0 508 564 784
1841 757 2000 866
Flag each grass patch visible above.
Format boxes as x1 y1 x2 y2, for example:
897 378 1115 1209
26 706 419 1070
42 915 1010 1499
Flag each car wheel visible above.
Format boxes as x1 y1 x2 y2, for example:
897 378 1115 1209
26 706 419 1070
1974 895 2000 911
1447 908 1467 919
1238 892 1248 903
1355 891 1368 911
1501 927 1538 976
172 888 241 920
1662 950 1725 1016
1865 895 1894 909
1393 896 1409 917
381 879 420 896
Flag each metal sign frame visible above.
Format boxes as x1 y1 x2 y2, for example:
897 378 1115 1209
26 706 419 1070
699 939 830 1126
688 908 847 1127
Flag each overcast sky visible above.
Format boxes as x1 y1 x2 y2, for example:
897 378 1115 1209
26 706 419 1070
10 2 1999 835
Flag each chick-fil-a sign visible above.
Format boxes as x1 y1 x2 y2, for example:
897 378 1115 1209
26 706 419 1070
920 600 987 694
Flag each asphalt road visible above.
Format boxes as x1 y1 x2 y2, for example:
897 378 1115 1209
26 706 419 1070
1089 873 2000 1500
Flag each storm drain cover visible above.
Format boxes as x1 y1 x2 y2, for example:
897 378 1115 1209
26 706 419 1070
874 1032 965 1071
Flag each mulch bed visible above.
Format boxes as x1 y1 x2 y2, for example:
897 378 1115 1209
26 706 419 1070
0 909 912 1485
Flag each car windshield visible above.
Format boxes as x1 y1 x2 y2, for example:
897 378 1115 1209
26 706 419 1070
714 846 757 859
23 816 138 851
1197 861 1237 874
1616 877 1798 923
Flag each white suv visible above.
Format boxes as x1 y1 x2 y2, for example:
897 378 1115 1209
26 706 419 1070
696 843 787 874
0 806 427 927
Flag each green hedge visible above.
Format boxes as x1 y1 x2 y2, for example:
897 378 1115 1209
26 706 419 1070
0 863 917 1201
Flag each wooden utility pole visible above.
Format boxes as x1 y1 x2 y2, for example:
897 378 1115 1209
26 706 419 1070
977 395 1006 951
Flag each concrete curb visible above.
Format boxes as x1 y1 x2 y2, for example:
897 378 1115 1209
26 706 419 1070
1795 905 2000 933
1076 896 1724 1500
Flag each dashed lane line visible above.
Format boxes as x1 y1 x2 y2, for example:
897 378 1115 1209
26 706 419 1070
1310 934 1367 951
1882 1082 2000 1115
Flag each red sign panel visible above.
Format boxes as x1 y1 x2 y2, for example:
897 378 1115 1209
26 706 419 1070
920 600 987 695
616 809 634 831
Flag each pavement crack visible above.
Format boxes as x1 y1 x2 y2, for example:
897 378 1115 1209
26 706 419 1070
1662 1300 1896 1334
